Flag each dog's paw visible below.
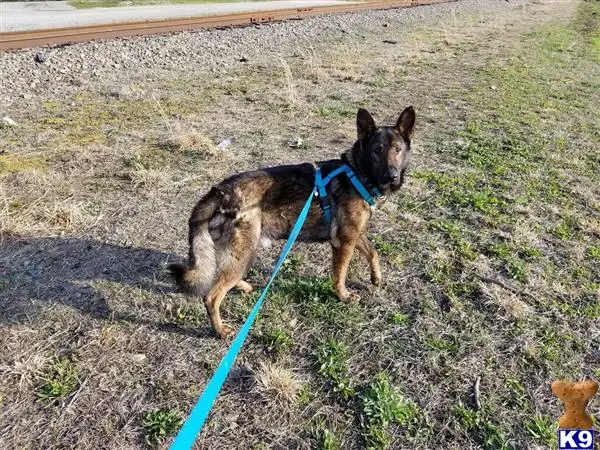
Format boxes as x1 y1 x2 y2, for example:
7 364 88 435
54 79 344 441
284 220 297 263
371 273 382 286
217 324 235 340
337 290 361 303
236 280 254 294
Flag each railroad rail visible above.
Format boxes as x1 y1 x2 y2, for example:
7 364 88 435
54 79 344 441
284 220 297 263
0 0 453 51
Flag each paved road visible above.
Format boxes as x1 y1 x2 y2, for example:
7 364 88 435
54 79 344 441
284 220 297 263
1 0 358 32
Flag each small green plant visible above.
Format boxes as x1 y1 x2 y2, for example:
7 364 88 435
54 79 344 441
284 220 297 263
316 106 332 117
172 305 203 326
552 219 572 239
525 414 557 445
361 373 418 449
297 384 315 406
452 402 508 450
424 334 460 354
389 312 410 326
315 339 355 399
504 375 529 410
311 424 340 450
260 328 293 355
519 245 542 260
539 328 560 362
488 243 511 260
142 408 184 445
279 276 364 328
37 356 79 402
369 235 399 256
586 245 600 260
279 276 336 302
506 258 527 283
281 253 305 276
123 154 150 170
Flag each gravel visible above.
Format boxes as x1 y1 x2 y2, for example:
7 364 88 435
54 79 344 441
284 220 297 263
0 0 522 108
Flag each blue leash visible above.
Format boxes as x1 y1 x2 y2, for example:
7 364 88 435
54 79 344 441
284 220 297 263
170 185 317 450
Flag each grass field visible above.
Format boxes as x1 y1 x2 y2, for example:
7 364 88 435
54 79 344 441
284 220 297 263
1 0 599 449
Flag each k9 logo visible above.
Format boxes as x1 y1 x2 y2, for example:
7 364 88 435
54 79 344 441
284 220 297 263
558 429 594 450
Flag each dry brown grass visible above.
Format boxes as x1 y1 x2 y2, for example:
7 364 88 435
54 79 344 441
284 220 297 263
159 121 218 156
253 361 300 409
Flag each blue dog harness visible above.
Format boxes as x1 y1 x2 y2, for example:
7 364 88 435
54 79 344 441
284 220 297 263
314 164 382 223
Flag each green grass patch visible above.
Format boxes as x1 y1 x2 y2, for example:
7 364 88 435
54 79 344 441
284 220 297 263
277 276 364 328
259 328 293 356
311 424 341 450
361 373 419 450
524 414 557 446
315 338 355 399
389 312 411 326
452 402 508 450
37 356 79 402
142 408 184 445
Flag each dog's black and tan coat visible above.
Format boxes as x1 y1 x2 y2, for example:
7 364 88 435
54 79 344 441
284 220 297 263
170 107 416 338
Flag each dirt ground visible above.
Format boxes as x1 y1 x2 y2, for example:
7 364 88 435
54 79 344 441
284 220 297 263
1 0 599 449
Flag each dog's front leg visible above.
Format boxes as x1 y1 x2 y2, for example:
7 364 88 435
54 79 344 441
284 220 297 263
332 235 359 302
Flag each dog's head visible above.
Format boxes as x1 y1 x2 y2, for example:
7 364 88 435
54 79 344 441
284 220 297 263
352 106 415 193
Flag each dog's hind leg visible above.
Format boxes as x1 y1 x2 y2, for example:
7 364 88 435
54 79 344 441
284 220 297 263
355 235 382 286
204 213 261 339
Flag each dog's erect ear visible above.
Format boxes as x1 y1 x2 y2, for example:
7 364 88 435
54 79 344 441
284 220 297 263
395 106 416 139
357 108 376 139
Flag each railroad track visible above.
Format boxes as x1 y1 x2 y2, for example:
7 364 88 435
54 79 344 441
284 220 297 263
0 0 453 51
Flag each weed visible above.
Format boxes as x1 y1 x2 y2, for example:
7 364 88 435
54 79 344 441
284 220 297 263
538 328 560 362
552 219 573 240
260 328 293 355
586 245 600 260
488 243 511 260
369 235 400 257
361 373 418 449
316 106 332 117
36 356 79 402
315 339 355 399
297 384 315 406
424 334 460 354
525 414 557 445
142 408 184 445
280 253 305 277
389 312 411 326
311 424 340 450
504 375 529 410
172 305 204 327
519 246 541 260
506 259 527 283
279 277 364 328
452 402 508 450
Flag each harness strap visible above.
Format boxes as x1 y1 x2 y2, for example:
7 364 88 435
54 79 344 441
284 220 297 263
315 164 381 224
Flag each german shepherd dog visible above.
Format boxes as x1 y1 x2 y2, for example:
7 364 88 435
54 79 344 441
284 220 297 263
169 106 416 338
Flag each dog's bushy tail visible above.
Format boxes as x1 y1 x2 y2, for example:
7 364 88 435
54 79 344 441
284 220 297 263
169 190 218 297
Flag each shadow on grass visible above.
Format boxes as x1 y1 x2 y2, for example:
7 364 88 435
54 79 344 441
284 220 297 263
0 235 214 337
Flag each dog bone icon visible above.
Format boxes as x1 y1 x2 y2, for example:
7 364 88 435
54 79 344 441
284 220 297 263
551 379 598 429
